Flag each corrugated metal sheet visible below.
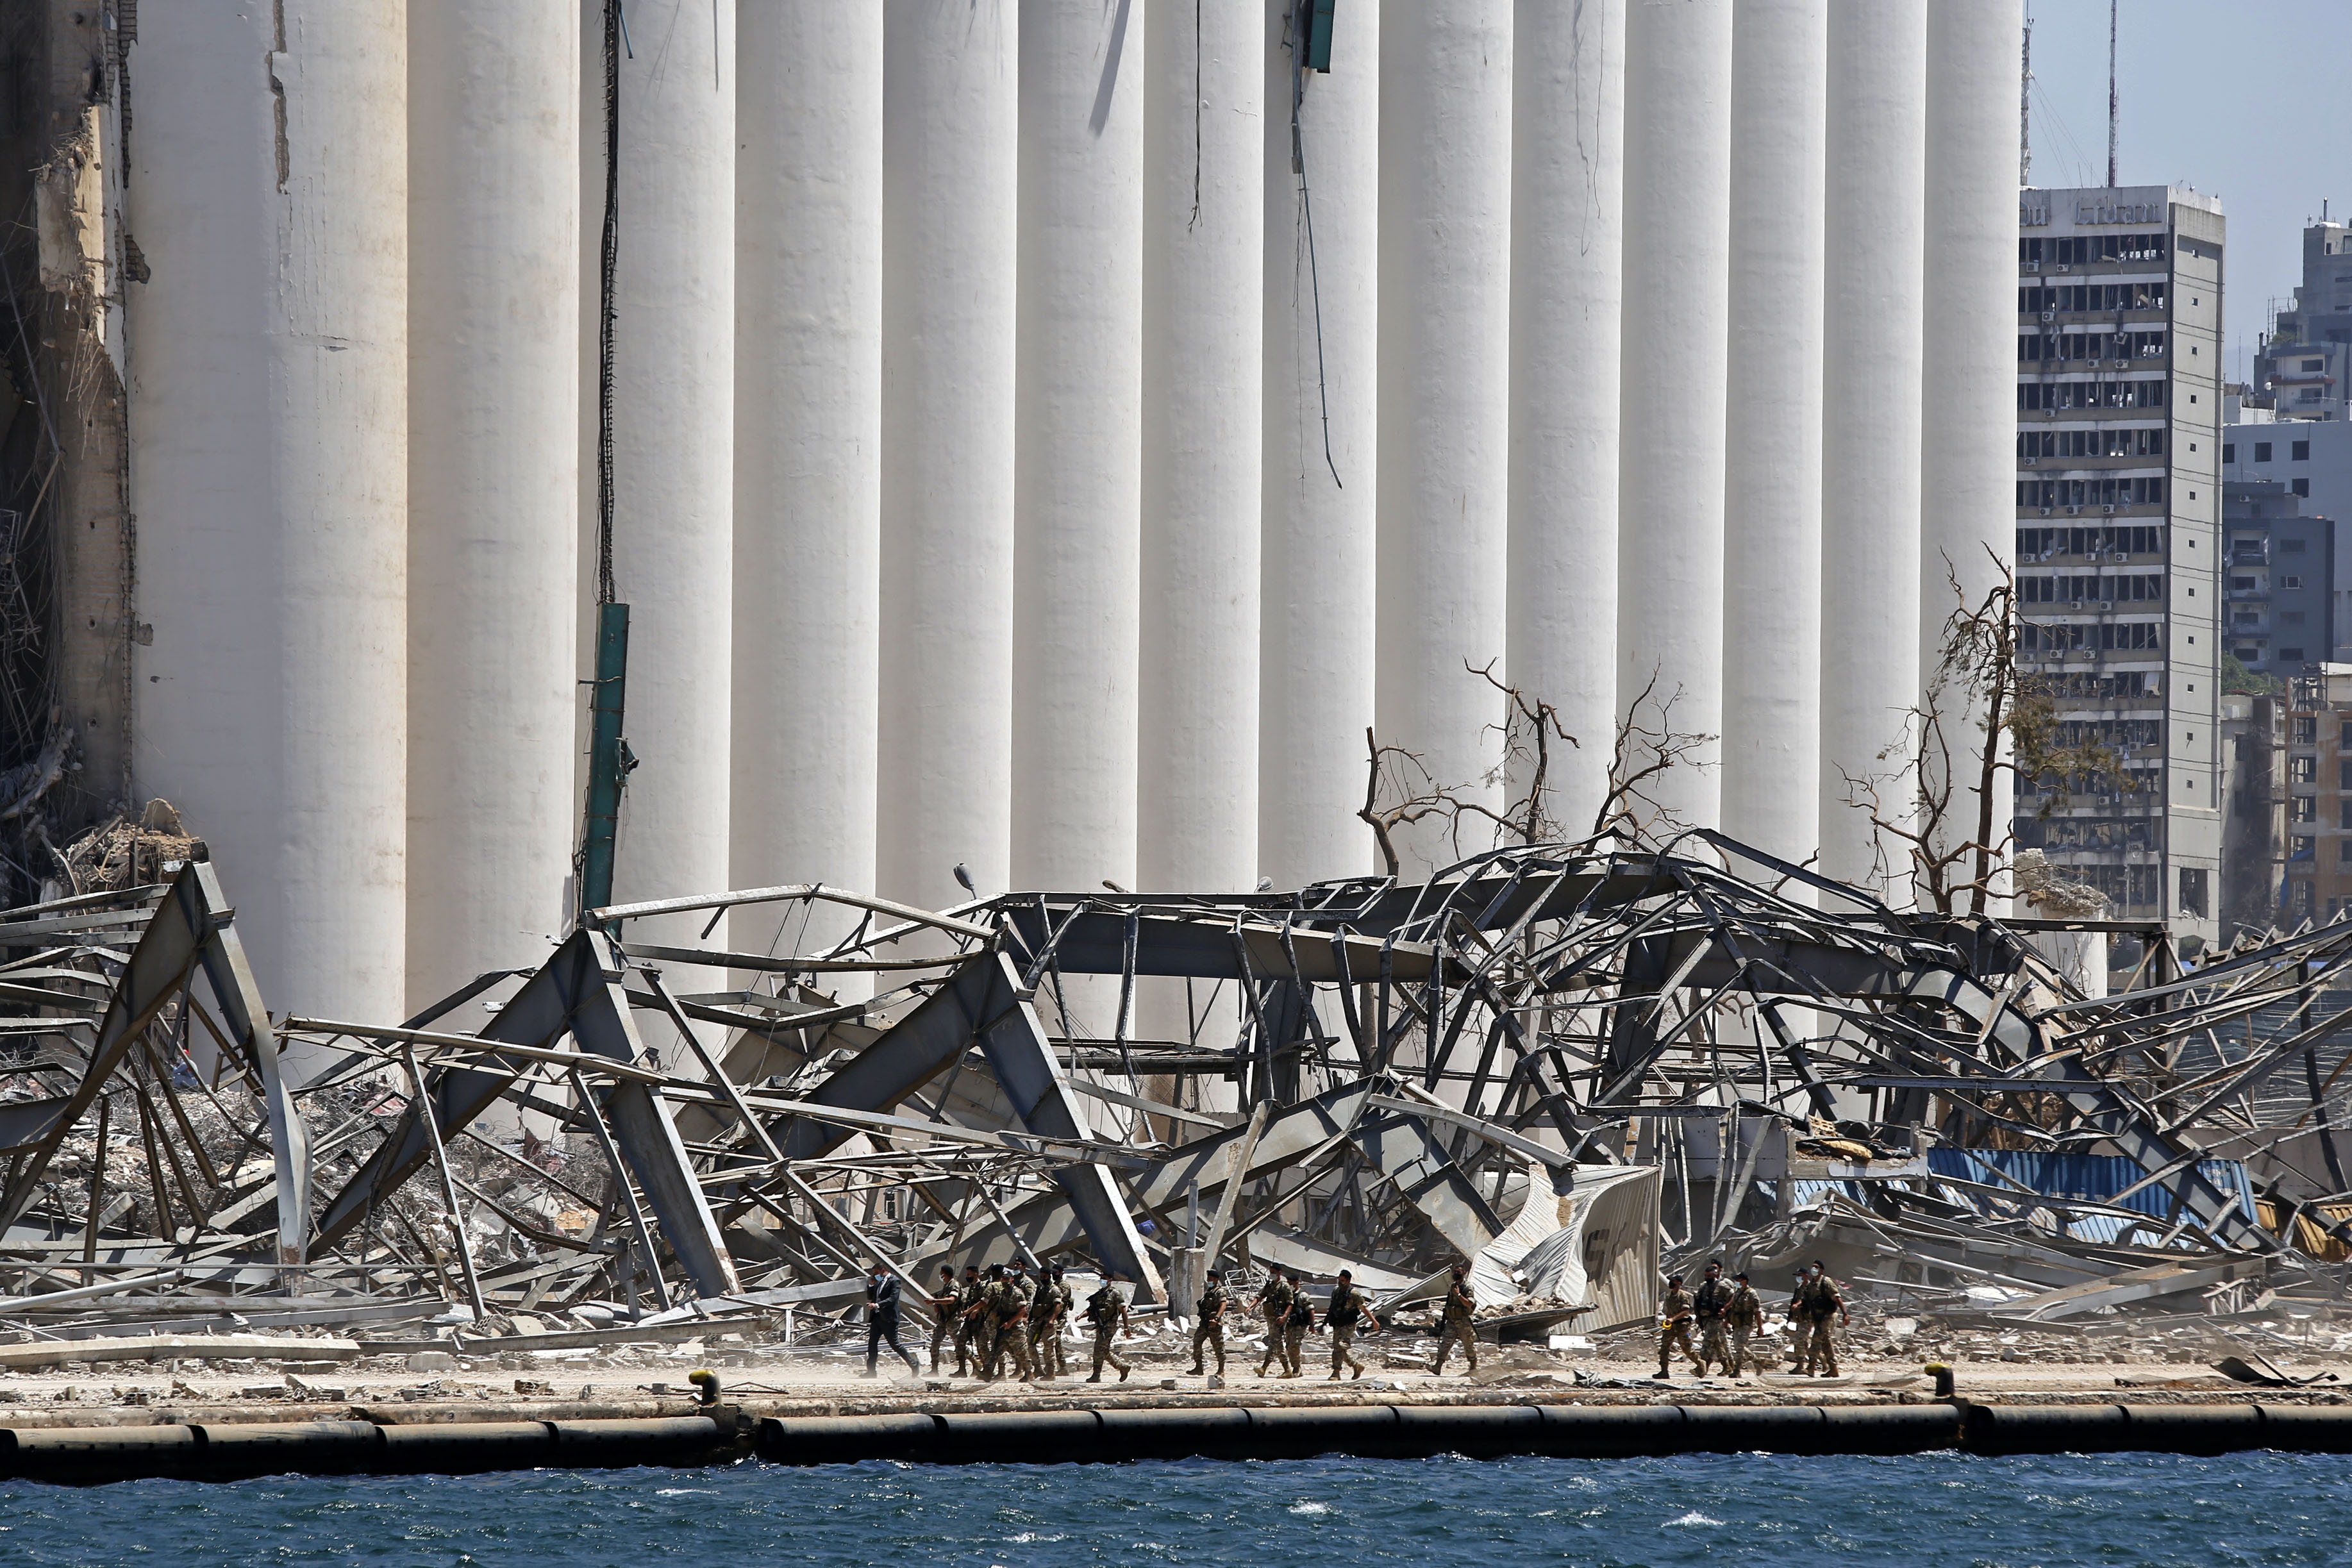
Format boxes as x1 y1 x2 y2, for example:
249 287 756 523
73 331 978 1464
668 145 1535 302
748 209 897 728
1926 1148 2258 1226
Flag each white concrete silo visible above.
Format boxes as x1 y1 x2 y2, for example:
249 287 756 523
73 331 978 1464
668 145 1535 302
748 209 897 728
1616 0 1735 835
1719 0 1828 871
603 0 735 926
1816 0 1928 896
126 4 408 1028
1374 0 1514 876
1919 0 2024 898
1506 0 1624 838
406 4 580 1010
878 1 1020 911
1140 0 1264 897
1012 0 1146 896
732 4 883 949
1260 2 1380 888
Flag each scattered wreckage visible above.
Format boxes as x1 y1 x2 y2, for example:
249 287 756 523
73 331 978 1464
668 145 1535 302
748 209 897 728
3 826 2351 1373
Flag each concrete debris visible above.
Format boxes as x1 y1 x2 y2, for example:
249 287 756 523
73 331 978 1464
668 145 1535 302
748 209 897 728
6 827 2352 1380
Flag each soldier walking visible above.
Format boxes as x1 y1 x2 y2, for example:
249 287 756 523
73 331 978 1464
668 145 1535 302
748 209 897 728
1726 1270 1767 1380
1253 1265 1299 1377
928 1265 962 1374
1324 1269 1381 1381
1030 1264 1072 1381
1431 1262 1480 1376
1691 1260 1735 1377
1280 1280 1314 1378
1790 1260 1847 1376
1656 1276 1703 1379
1083 1271 1135 1383
1189 1269 1231 1376
988 1263 1035 1381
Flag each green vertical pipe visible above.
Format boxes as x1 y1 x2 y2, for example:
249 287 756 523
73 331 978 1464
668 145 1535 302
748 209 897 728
580 601 631 918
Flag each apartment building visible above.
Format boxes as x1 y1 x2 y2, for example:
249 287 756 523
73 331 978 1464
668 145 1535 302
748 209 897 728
2013 185 2223 945
2219 480 2334 677
2251 219 2352 423
2281 667 2352 921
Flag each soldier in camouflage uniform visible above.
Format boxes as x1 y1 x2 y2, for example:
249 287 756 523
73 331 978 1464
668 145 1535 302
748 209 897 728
1253 1265 1299 1377
1656 1276 1702 1378
1432 1262 1480 1376
1029 1264 1072 1381
1725 1271 1767 1380
928 1265 963 1374
959 1269 997 1382
1324 1269 1381 1381
987 1264 1035 1381
1690 1260 1735 1377
1790 1260 1847 1376
1083 1271 1135 1383
1189 1269 1231 1376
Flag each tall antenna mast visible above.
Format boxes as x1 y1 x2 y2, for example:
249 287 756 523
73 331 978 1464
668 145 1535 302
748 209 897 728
2019 15 2033 186
2106 0 2118 187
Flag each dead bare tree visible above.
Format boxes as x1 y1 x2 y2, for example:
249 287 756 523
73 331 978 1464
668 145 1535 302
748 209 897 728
1844 556 2129 914
1591 672 1715 844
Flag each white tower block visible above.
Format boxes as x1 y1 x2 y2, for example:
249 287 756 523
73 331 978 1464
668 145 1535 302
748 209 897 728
1376 0 1514 876
1719 0 1828 871
1012 0 1145 895
1507 0 1625 838
1140 0 1264 896
407 4 580 1010
605 0 735 929
1616 0 1734 835
127 4 408 1026
1920 0 2024 901
733 4 883 955
1261 5 1381 888
1817 0 1928 896
878 2 1019 910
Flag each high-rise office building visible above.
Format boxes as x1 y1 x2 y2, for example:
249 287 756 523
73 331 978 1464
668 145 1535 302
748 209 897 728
2012 186 2224 945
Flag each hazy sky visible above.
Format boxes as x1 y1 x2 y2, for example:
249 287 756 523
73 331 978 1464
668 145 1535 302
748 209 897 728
2024 0 2352 378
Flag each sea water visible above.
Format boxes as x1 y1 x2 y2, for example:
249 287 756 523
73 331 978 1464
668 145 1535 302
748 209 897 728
3 1451 2345 1567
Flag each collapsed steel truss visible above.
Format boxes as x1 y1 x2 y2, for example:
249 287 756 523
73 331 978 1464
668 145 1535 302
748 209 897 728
6 830 2352 1336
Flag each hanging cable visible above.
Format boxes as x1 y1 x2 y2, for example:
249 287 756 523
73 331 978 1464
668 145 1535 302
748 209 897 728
1288 6 1341 488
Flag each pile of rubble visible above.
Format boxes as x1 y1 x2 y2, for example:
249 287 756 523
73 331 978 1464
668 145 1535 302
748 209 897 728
5 824 2352 1385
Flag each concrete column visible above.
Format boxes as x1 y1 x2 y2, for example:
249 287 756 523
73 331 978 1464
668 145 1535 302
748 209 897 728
1719 0 1827 870
406 3 580 1009
1817 0 1928 896
1260 1 1380 888
605 0 735 927
1616 0 1734 834
1920 0 2024 904
1375 0 1514 876
1507 0 1624 839
1012 0 1146 894
126 4 407 1027
1140 0 1263 896
878 1 1019 910
733 3 883 953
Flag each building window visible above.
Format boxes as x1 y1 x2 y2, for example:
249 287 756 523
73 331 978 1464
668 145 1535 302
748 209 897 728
2256 442 2274 462
2294 439 2312 461
2293 795 2317 821
2224 444 2237 462
2283 576 2303 589
2295 717 2319 745
2284 647 2307 660
2294 479 2310 497
2236 646 2262 660
2285 538 2308 552
2292 755 2318 782
2180 867 2209 919
2338 797 2351 828
2295 879 2317 913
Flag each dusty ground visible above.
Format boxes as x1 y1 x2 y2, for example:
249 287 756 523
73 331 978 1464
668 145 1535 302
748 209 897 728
2 1313 2343 1424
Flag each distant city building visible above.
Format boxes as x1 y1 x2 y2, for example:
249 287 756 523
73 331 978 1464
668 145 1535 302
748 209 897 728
2249 219 2352 422
2218 480 2334 676
2218 690 2284 938
2280 667 2352 922
2225 408 2352 658
2013 185 2223 942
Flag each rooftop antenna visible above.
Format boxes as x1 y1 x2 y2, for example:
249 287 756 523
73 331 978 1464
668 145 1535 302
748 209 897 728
2019 13 2032 187
2105 0 2118 188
